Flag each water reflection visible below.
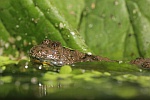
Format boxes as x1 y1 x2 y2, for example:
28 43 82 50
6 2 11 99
1 61 150 99
1 74 150 100
0 81 67 98
38 83 47 97
36 81 69 98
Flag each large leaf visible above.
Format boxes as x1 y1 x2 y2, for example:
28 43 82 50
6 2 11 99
79 0 150 60
0 0 150 60
126 0 150 58
0 0 91 57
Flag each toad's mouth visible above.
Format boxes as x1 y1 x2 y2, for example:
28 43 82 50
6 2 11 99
30 57 65 67
30 57 50 65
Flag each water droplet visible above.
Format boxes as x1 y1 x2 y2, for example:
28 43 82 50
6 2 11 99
8 37 15 44
16 36 22 41
25 65 28 69
25 33 28 35
139 69 142 72
39 83 42 86
87 52 92 55
59 61 63 65
31 18 34 21
31 18 39 23
111 15 116 21
133 9 137 14
114 0 119 5
39 65 42 69
28 42 31 45
70 31 75 35
18 17 22 20
88 24 93 28
4 42 9 48
59 22 65 29
31 77 38 84
44 36 48 39
83 48 87 51
16 25 19 28
118 60 123 64
91 2 95 9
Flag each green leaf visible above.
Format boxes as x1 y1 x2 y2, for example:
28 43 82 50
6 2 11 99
126 0 150 58
79 0 150 60
49 0 85 29
0 0 91 57
1 0 150 60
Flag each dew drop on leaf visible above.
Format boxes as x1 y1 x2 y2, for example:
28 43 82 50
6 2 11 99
59 22 65 29
31 77 38 84
88 24 93 28
16 25 19 28
87 52 92 55
114 0 119 6
16 36 22 41
31 18 34 21
25 33 28 35
38 65 42 69
38 83 42 87
5 43 9 48
18 17 22 21
25 65 28 69
133 9 137 14
118 60 123 64
111 15 116 21
91 3 95 9
70 31 75 35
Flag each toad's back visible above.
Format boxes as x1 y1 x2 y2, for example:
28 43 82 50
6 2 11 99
29 39 110 66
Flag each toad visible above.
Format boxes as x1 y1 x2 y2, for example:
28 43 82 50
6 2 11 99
29 39 110 66
29 39 150 68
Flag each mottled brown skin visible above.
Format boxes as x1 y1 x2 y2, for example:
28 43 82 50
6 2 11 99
29 39 150 68
130 58 150 68
29 39 110 66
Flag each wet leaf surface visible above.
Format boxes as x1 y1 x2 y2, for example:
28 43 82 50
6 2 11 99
79 0 150 60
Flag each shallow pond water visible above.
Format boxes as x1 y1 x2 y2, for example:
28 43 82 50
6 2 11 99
1 59 150 100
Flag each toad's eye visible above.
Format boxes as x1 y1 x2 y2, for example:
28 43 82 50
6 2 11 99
51 42 61 47
42 39 52 45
